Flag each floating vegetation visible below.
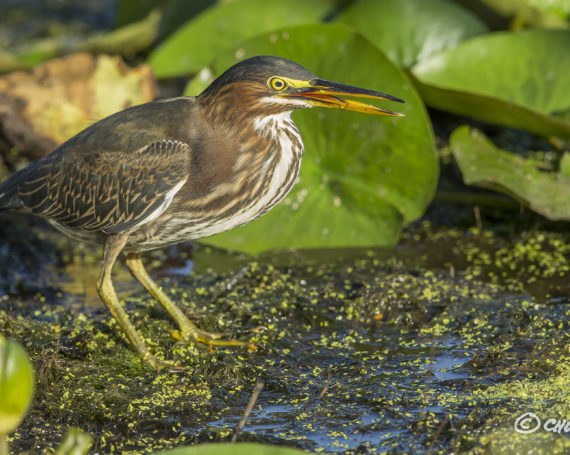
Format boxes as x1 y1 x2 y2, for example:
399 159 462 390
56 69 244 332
1 223 569 453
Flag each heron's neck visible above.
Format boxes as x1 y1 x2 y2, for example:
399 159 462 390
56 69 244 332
252 110 304 172
235 110 304 218
253 111 295 138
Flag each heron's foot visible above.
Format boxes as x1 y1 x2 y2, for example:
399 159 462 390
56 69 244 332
145 355 185 372
172 324 257 350
133 346 183 371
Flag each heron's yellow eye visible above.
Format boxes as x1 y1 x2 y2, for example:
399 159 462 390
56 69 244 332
269 77 287 91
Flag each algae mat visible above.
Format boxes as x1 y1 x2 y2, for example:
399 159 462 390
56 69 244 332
0 221 569 454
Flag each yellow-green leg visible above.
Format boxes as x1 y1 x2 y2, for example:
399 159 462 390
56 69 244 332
125 252 252 348
97 234 162 369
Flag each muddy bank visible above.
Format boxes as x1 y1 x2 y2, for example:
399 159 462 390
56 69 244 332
1 218 568 453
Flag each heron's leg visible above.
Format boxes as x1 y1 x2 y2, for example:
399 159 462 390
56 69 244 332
125 252 252 348
97 234 162 369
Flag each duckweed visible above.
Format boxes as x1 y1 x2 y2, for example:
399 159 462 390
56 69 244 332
0 224 568 453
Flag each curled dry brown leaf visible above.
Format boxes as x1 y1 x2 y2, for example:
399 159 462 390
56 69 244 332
0 53 157 166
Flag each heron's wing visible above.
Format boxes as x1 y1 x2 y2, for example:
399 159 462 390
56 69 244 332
18 140 189 234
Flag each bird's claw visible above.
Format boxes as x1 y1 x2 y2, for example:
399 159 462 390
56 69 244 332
171 328 257 350
144 354 184 372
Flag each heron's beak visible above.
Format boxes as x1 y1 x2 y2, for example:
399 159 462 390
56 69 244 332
283 78 405 116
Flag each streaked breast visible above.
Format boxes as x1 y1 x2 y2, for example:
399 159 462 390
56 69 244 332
128 111 304 250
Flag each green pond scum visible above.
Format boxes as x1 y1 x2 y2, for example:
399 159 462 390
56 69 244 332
0 220 569 454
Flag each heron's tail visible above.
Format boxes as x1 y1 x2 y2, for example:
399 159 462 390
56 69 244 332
0 170 25 210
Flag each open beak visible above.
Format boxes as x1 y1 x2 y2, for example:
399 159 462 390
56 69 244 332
282 78 405 116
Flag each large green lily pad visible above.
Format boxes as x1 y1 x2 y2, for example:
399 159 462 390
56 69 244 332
147 0 329 78
335 0 488 68
185 24 437 253
450 126 570 220
412 29 570 138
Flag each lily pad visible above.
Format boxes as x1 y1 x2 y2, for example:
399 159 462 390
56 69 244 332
160 443 307 455
477 0 569 28
116 0 215 41
79 9 161 55
0 337 35 435
450 126 570 220
0 11 161 75
335 0 488 68
186 24 437 253
148 0 329 78
55 428 93 455
412 29 570 138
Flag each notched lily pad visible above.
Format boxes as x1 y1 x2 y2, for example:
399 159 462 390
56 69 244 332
450 126 570 220
335 0 489 68
412 29 570 138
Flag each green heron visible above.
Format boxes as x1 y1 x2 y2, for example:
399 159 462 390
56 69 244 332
0 56 403 368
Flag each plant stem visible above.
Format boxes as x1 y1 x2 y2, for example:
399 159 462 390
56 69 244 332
0 433 9 455
231 380 264 443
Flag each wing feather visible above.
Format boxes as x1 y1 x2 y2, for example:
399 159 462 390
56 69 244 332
18 140 190 234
